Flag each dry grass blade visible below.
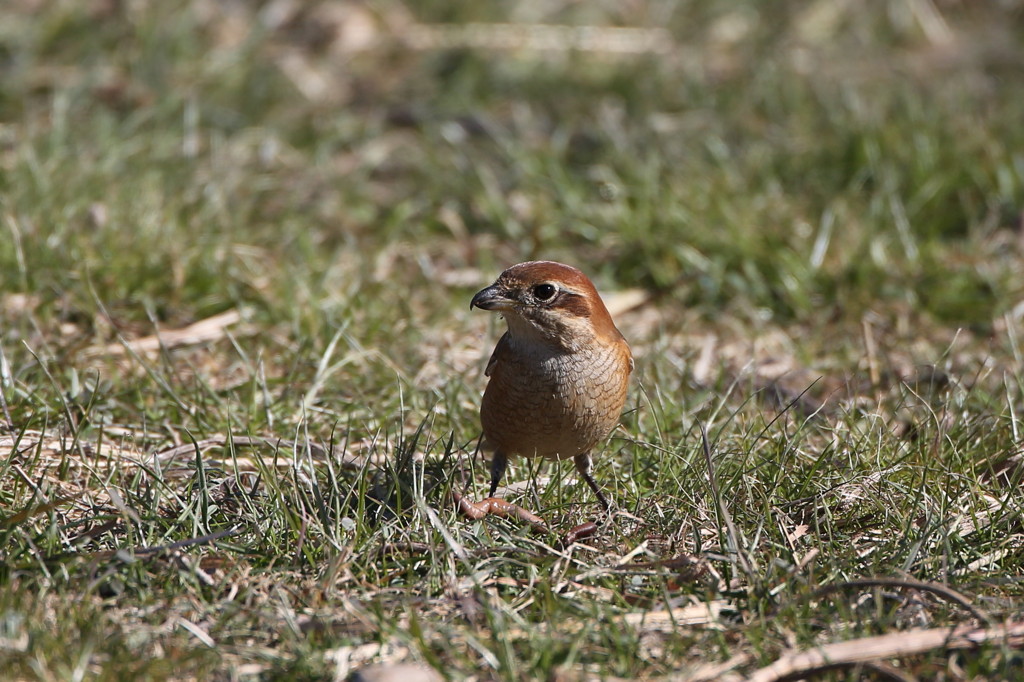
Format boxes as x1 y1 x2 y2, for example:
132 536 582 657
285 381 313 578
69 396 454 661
622 600 727 631
676 652 752 682
0 342 13 430
701 422 755 580
404 23 675 55
504 600 727 639
93 309 245 357
152 435 372 470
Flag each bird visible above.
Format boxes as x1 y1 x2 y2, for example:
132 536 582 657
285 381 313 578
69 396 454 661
466 260 633 521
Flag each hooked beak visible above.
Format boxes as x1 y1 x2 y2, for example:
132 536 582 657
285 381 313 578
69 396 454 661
470 284 515 311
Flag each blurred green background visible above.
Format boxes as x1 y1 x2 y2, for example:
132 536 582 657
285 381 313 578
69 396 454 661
3 0 1022 337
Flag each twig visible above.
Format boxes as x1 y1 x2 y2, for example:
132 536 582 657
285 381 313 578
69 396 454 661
811 577 990 624
746 620 1024 682
37 527 243 565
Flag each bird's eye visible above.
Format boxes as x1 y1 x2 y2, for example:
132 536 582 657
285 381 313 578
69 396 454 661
532 283 557 301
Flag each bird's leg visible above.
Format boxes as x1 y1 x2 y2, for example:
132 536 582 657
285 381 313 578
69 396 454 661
488 451 508 497
573 452 611 512
554 452 608 545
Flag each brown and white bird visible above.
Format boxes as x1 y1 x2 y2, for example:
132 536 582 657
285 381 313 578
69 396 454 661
468 261 633 516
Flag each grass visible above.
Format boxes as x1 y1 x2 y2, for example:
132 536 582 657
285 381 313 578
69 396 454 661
2 0 1024 679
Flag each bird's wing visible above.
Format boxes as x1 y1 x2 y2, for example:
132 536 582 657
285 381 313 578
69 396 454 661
484 332 512 377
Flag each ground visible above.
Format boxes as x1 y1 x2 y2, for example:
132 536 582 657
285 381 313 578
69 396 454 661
1 1 1024 680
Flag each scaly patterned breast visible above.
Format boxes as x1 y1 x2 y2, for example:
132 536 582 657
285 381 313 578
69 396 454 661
480 341 629 460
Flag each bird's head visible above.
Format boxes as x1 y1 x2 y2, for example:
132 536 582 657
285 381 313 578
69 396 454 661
470 261 622 351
